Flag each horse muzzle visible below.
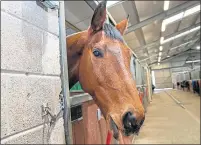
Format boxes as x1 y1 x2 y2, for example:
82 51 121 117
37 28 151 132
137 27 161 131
122 111 145 136
110 111 145 141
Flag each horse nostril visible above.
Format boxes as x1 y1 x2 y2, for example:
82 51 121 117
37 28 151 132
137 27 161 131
122 112 136 129
123 112 145 136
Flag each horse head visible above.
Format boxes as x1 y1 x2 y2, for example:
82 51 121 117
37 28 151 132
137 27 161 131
67 1 145 143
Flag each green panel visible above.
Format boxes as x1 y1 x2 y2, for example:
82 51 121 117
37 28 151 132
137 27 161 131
70 82 83 91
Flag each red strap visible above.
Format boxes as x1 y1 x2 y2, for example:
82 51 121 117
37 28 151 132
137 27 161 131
106 130 112 144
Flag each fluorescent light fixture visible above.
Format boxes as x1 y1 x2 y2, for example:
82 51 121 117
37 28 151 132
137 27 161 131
174 30 190 39
158 63 160 65
161 4 200 31
97 1 120 7
197 46 200 50
190 25 200 32
167 55 170 57
161 26 200 44
107 1 119 7
160 37 164 44
186 60 200 63
161 21 166 32
159 46 163 51
164 1 170 11
170 40 193 51
158 57 161 62
159 52 162 56
94 1 99 5
161 37 174 44
151 71 156 85
164 12 184 25
184 5 200 17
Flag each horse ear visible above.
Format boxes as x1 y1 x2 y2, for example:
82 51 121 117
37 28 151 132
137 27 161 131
89 1 107 34
115 15 129 35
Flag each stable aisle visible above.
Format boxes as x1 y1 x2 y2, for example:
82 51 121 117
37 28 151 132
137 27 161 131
133 89 200 144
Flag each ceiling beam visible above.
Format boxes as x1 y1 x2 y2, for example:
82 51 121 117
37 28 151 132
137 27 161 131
165 22 200 40
133 22 200 52
126 1 200 34
139 35 200 64
65 20 81 32
139 39 198 62
165 41 201 62
175 13 200 52
121 1 148 57
139 45 191 62
152 64 200 70
166 12 184 55
84 0 97 10
149 49 200 66
166 18 200 55
152 65 190 70
172 65 200 72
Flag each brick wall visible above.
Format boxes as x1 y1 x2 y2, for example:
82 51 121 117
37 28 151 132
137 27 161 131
1 1 65 144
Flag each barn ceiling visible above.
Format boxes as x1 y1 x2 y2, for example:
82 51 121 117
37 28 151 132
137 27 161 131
64 1 200 68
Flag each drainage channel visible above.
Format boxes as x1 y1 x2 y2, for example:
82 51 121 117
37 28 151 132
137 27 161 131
165 91 186 109
165 91 200 125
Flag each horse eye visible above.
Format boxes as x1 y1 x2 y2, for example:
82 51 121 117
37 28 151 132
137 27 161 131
93 49 103 57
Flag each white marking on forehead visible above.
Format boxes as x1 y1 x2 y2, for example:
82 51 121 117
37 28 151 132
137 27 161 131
106 43 129 61
106 43 131 82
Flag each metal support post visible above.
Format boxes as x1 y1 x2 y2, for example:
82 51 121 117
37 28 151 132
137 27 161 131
58 1 73 144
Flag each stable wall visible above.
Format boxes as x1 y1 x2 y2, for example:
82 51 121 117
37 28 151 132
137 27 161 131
1 1 65 144
191 68 200 80
153 69 173 89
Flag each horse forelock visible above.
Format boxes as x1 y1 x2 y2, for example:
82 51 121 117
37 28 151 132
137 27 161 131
103 23 124 43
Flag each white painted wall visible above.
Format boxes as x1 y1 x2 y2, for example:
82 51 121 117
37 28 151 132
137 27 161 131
154 69 173 89
1 1 65 144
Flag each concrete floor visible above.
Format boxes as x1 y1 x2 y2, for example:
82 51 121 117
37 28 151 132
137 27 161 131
133 89 200 144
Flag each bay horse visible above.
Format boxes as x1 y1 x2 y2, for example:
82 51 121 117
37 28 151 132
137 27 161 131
66 1 145 144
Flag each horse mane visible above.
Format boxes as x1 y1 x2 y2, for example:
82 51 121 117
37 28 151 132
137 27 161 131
103 23 123 42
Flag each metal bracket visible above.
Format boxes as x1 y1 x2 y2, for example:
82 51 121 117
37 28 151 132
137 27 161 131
97 108 102 121
41 103 57 125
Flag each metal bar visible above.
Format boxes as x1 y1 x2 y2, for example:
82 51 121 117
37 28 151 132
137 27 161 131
152 65 193 70
134 39 160 52
84 0 97 10
70 93 93 106
166 11 185 55
126 1 200 34
140 37 199 62
58 1 73 144
135 23 200 53
176 13 200 53
164 22 200 40
162 49 199 63
122 1 148 56
149 49 199 66
172 66 200 72
65 20 81 32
